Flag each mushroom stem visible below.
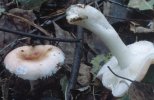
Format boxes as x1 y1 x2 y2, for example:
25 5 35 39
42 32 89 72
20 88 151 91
86 21 132 68
66 4 154 97
66 5 132 68
29 80 38 91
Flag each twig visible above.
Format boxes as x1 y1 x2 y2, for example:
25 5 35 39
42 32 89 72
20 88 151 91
66 26 84 100
0 27 80 42
0 38 28 54
26 14 66 36
92 85 96 100
40 9 65 19
3 12 51 36
107 66 134 82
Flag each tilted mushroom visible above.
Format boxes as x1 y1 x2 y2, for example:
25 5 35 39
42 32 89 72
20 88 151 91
66 4 154 97
4 45 65 90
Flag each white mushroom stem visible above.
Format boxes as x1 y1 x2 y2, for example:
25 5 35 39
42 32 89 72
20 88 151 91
66 4 154 97
85 20 132 68
29 80 38 91
66 4 132 68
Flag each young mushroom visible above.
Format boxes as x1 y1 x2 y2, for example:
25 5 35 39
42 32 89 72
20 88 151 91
4 45 65 90
66 4 154 97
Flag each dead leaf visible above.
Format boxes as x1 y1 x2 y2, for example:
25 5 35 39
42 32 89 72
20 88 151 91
77 63 91 86
9 8 36 21
128 0 154 10
53 22 75 64
91 54 111 80
85 32 109 54
130 22 154 33
5 8 51 36
84 31 109 64
8 8 36 32
128 82 154 100
0 8 36 49
15 0 48 10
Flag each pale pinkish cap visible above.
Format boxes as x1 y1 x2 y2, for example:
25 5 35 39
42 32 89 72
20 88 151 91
4 45 65 80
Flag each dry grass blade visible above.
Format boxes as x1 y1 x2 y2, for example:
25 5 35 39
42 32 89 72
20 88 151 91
40 8 65 19
3 12 51 36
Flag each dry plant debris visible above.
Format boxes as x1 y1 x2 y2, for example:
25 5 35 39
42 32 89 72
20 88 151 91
0 0 154 100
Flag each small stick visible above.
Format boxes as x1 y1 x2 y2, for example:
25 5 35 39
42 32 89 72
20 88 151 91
0 27 81 42
107 66 134 82
3 12 51 36
66 26 84 100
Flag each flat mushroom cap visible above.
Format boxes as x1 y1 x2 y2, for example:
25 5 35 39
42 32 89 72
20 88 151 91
4 45 65 80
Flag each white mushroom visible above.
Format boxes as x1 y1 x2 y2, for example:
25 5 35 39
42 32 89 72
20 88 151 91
66 4 154 97
4 45 65 90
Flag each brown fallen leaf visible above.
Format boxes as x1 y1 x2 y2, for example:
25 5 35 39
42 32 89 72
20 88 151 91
0 8 36 49
4 8 50 36
53 22 75 64
77 63 91 86
128 82 154 100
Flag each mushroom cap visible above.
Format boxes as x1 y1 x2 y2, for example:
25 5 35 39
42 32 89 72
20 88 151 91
66 4 113 30
4 45 65 80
